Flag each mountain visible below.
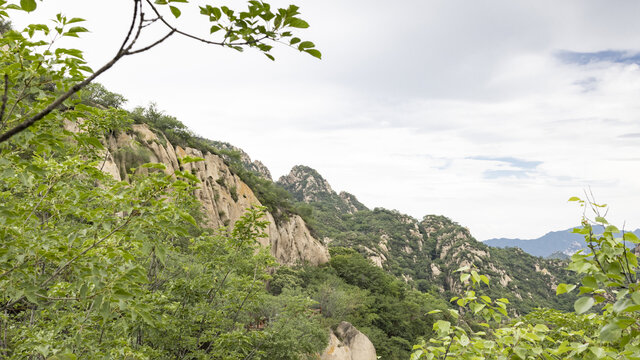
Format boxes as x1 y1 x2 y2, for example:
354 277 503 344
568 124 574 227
101 124 329 265
484 227 640 258
277 165 578 313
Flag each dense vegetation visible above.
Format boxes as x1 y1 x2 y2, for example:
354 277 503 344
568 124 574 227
0 2 327 358
413 202 640 359
279 166 577 314
270 248 453 359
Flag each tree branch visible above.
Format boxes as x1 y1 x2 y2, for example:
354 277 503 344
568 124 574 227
0 74 8 126
0 0 144 144
126 30 175 55
144 0 269 47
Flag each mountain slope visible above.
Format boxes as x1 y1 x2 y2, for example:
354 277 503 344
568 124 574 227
278 165 578 313
103 124 329 265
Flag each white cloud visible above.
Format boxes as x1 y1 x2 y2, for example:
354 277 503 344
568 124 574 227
8 0 640 239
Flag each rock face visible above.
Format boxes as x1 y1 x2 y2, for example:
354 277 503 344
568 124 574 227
321 322 377 360
278 165 335 203
103 124 328 265
207 140 273 180
278 165 367 215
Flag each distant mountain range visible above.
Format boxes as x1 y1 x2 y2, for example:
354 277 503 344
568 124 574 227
484 227 640 258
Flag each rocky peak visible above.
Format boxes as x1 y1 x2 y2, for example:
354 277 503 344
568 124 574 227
339 191 368 213
209 140 272 180
278 165 335 203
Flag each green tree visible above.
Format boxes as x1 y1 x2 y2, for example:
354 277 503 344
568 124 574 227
0 1 329 357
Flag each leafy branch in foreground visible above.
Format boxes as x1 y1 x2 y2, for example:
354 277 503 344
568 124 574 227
0 0 320 144
413 196 640 359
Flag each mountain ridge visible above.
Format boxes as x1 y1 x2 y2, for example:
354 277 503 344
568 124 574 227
485 227 640 258
277 164 578 313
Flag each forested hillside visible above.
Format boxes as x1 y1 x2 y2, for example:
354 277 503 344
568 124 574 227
278 165 578 314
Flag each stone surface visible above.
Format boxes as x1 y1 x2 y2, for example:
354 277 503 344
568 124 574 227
104 124 328 265
320 322 377 360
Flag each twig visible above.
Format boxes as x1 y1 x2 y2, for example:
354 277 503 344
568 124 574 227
126 30 175 55
144 0 269 47
0 74 8 126
23 177 59 225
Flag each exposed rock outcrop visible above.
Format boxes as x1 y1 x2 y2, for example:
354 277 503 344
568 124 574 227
321 322 377 360
339 191 367 213
278 165 335 203
103 125 328 265
207 140 273 180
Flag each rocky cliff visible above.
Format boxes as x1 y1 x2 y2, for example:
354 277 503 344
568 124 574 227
102 124 329 265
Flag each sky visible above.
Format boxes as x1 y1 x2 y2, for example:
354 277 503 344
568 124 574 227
9 0 640 240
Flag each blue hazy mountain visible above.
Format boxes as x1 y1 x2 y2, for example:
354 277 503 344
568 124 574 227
484 227 640 258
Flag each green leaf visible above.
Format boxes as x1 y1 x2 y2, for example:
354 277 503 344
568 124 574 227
582 276 597 289
590 347 606 358
556 283 576 295
141 163 167 170
568 196 581 202
264 53 275 61
179 156 204 164
305 49 322 59
599 322 622 342
67 18 85 24
170 6 181 18
67 26 89 34
459 333 470 346
179 210 197 226
479 274 490 286
433 320 450 336
624 232 640 243
113 289 133 300
298 41 314 50
574 296 595 314
288 17 309 28
20 0 36 12
595 216 608 224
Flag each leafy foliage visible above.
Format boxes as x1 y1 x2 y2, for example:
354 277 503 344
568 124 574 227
0 0 320 144
0 3 328 357
412 198 640 359
270 249 453 359
280 166 577 314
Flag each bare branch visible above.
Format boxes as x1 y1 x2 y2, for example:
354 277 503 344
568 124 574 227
118 0 142 54
126 30 175 55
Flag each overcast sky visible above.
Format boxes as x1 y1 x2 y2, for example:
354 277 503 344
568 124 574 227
11 1 640 240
